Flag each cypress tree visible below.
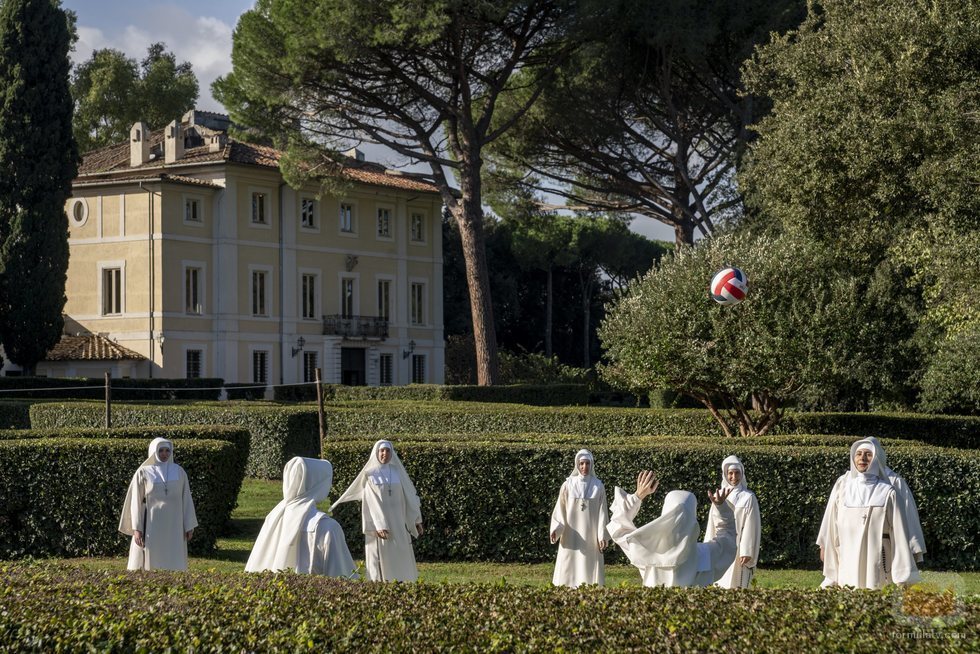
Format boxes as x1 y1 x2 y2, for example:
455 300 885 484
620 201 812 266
0 0 78 373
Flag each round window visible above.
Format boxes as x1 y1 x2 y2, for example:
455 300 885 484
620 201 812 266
69 198 88 226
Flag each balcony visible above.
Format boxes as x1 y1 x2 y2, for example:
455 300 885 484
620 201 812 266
322 315 389 340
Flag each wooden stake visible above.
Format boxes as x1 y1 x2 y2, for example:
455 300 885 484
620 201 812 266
315 367 326 454
104 371 112 429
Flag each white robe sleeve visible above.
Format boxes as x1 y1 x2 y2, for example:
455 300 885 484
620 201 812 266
892 477 926 560
362 484 387 533
549 482 568 540
885 491 920 585
118 469 145 536
820 484 842 586
597 482 610 544
739 495 762 567
181 468 198 533
607 487 642 554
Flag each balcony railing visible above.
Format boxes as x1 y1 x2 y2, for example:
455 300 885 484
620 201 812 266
322 315 389 340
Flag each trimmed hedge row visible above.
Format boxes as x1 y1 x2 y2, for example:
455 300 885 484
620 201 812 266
0 427 249 558
320 402 980 448
275 383 591 406
325 440 980 570
29 403 319 478
0 401 31 429
0 376 225 400
1 564 974 652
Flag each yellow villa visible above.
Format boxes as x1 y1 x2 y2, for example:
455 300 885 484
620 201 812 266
31 110 445 388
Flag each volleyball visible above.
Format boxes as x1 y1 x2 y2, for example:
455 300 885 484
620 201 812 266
710 267 748 305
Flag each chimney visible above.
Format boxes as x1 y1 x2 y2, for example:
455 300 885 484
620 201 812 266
130 122 150 167
344 147 365 162
164 120 184 163
208 133 227 153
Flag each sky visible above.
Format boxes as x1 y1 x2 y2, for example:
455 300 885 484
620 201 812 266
62 0 676 242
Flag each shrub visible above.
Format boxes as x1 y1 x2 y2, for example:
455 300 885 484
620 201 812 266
0 376 224 400
29 403 318 478
224 383 268 401
919 325 980 415
0 564 974 652
0 400 31 428
0 427 248 558
325 439 979 570
274 383 591 406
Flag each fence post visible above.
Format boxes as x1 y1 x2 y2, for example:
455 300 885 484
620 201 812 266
315 367 326 453
104 371 112 429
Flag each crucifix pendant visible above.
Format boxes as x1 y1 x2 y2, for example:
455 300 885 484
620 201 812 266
165 487 168 495
388 487 392 496
580 500 586 511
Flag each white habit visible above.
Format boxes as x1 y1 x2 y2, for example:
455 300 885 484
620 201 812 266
608 487 737 588
118 437 198 571
246 457 356 578
817 438 920 589
550 449 609 587
331 440 423 582
705 455 761 589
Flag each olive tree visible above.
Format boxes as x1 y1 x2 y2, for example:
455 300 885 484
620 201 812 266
599 232 883 436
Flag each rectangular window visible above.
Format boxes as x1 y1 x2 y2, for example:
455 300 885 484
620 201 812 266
185 350 202 379
339 203 353 232
377 207 391 237
251 192 267 224
377 280 390 322
303 351 318 383
410 282 425 325
379 353 393 386
410 212 425 242
300 198 316 228
252 350 269 384
301 273 317 320
185 267 202 314
252 270 268 316
341 278 355 318
102 267 122 315
185 198 201 223
411 353 426 384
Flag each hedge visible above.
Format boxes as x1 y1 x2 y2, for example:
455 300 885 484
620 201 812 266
0 564 974 652
0 428 249 558
321 402 980 448
0 401 31 429
0 376 225 400
275 383 591 406
29 403 318 478
324 440 980 570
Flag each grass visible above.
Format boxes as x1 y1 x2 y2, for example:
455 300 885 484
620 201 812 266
63 479 980 594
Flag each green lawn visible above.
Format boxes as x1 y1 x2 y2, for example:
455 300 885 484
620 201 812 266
65 479 980 594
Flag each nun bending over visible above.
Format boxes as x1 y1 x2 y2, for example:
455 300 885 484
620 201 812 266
331 440 423 582
550 449 609 587
817 438 920 589
246 457 356 578
705 455 761 589
118 437 198 571
608 470 737 588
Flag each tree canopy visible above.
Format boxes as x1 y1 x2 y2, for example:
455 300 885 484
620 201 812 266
72 42 198 152
0 0 78 372
216 0 599 384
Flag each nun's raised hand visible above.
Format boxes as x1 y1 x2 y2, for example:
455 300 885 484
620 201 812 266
635 470 659 499
707 487 732 505
376 529 390 540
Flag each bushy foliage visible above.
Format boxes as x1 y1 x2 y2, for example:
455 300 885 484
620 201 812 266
0 376 224 401
29 403 317 479
326 439 980 569
0 426 248 558
919 326 980 415
274 382 591 407
600 232 910 435
0 400 30 428
3 564 974 652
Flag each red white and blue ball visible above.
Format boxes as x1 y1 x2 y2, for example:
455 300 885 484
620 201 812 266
710 267 748 305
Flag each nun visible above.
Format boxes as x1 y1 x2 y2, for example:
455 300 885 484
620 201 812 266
118 437 198 571
862 437 926 563
608 470 737 588
549 449 609 587
817 438 920 589
245 457 356 577
704 455 762 589
331 440 423 582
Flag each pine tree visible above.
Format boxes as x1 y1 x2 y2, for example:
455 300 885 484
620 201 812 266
0 0 78 373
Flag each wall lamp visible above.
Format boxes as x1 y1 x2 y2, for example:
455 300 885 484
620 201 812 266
291 336 306 357
156 332 165 347
402 339 416 359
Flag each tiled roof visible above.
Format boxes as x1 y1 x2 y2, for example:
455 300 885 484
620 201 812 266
76 125 441 194
46 334 146 362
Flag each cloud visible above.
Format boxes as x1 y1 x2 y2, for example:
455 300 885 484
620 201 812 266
71 8 235 112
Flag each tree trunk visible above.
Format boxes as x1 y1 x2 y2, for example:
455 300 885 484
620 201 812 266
673 220 695 246
579 271 592 368
545 266 553 358
453 170 500 385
